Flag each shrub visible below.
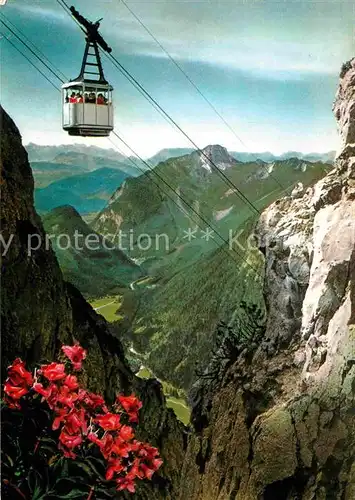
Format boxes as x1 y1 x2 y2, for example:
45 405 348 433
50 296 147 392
1 343 162 499
195 302 265 383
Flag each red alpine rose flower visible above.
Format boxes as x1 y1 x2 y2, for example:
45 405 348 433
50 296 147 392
7 358 33 387
96 412 121 431
119 425 134 441
62 342 87 370
33 382 52 399
4 359 33 408
88 432 102 447
127 459 144 480
139 463 155 480
151 458 163 471
88 432 114 459
39 362 66 381
117 394 142 423
52 407 69 431
63 374 79 391
116 476 136 493
139 443 160 460
65 408 88 435
111 436 131 458
56 385 78 408
3 347 163 494
84 392 106 410
4 382 28 401
59 429 82 449
33 382 59 409
106 457 125 481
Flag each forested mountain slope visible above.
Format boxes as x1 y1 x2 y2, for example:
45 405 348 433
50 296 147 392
92 144 332 389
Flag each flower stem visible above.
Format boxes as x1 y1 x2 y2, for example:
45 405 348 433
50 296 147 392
87 485 95 500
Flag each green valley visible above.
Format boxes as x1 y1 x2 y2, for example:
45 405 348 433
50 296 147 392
90 146 332 390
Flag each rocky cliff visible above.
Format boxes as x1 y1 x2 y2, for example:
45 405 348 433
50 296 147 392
178 60 355 499
0 106 185 499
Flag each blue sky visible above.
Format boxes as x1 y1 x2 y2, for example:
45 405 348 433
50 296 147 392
1 0 354 157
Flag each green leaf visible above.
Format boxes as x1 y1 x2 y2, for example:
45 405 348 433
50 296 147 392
95 485 116 498
55 488 90 499
40 437 57 445
55 477 85 485
69 460 93 479
85 456 106 479
2 453 14 467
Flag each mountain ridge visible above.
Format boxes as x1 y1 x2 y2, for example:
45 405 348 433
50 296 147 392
42 204 143 298
148 146 336 166
26 142 335 167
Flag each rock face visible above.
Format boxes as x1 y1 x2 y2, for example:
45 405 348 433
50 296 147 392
199 145 239 171
0 106 185 499
178 60 355 498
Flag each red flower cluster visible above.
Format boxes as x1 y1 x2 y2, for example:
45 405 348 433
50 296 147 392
4 358 33 409
87 396 162 492
62 342 87 371
3 343 163 494
117 394 143 423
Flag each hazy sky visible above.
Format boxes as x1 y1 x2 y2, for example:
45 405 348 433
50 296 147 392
1 0 354 157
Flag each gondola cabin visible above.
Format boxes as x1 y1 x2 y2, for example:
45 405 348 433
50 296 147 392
62 81 113 137
62 6 114 138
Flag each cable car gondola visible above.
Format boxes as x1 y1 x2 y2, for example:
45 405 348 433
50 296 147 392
62 6 113 137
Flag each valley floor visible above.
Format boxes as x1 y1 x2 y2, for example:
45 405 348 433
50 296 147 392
89 295 191 426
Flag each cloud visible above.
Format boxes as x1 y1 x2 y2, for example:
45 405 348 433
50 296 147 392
7 0 352 79
7 3 71 23
97 1 352 80
108 25 344 80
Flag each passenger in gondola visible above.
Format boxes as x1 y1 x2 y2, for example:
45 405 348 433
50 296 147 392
88 92 96 103
69 92 77 103
97 93 105 105
76 92 83 103
84 93 89 103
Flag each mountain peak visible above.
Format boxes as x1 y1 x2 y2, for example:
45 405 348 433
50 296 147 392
199 144 237 172
48 204 82 219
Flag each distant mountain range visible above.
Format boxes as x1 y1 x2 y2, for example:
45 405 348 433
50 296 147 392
94 144 332 244
147 147 336 166
27 142 335 170
27 143 148 189
231 150 336 164
26 142 129 164
35 167 132 214
147 148 196 166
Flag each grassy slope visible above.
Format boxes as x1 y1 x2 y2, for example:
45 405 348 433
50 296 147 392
90 296 124 322
136 366 191 426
